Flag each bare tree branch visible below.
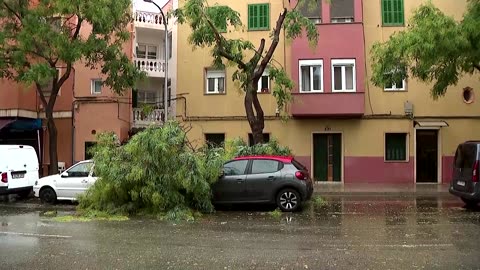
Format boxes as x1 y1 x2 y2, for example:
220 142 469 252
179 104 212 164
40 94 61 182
255 8 287 79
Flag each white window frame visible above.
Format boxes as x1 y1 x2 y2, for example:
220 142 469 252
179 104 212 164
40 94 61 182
257 68 270 93
137 90 157 104
91 79 102 95
331 59 356 92
205 69 226 94
384 69 407 91
136 43 158 60
298 59 324 93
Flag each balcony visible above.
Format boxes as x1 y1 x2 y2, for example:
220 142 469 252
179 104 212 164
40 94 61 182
134 58 166 77
134 11 165 30
132 108 164 128
291 92 365 117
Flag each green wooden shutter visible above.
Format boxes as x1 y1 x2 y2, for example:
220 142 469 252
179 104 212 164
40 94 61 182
248 4 269 30
248 5 255 29
386 133 407 161
332 134 342 182
382 0 404 26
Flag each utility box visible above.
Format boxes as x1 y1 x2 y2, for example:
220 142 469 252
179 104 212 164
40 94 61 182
404 101 413 116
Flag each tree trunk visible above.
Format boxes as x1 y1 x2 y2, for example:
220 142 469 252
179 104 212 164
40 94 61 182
245 84 265 145
46 110 59 175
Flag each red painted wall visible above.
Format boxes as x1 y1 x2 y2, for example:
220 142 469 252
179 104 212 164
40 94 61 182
344 157 414 183
290 0 365 115
442 156 454 184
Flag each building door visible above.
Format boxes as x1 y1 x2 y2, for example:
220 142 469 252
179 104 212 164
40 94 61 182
416 130 438 183
313 133 341 182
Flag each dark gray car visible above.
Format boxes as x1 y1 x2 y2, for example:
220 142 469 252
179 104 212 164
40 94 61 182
449 141 480 207
212 155 314 212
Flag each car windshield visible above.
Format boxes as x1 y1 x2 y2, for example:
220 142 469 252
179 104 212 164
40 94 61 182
454 144 477 169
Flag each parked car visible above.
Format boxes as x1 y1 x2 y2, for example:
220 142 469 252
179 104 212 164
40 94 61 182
449 141 480 207
212 155 314 212
34 160 96 204
0 145 39 198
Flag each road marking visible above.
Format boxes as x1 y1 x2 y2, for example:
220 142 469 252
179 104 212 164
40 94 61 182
321 243 453 248
0 231 72 239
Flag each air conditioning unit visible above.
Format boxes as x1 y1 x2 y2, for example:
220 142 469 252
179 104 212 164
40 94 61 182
404 101 413 116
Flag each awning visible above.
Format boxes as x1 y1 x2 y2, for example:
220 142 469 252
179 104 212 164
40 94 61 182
8 118 42 131
414 120 449 128
0 119 15 130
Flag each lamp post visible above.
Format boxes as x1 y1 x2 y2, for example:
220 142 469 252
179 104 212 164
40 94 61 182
143 0 168 122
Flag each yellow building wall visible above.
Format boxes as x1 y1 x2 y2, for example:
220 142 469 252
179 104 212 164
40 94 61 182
176 0 289 119
363 0 480 117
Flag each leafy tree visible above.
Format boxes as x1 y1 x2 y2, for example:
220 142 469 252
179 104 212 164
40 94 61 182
173 0 319 144
0 0 143 174
370 0 480 98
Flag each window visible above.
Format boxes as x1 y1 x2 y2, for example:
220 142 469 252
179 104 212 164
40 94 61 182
384 69 407 91
382 0 404 26
91 79 102 94
136 44 158 59
330 0 354 23
251 160 281 174
248 133 270 146
257 68 270 93
206 69 225 94
248 4 270 31
205 133 225 148
223 160 248 176
299 0 321 24
385 133 407 161
66 162 94 178
137 91 157 105
299 60 324 92
168 33 173 59
454 144 476 169
85 142 97 160
331 59 356 92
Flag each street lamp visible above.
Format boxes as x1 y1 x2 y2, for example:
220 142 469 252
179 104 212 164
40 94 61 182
143 0 169 122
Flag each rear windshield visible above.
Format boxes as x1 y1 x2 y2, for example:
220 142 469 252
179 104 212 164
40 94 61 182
454 144 477 169
291 159 307 171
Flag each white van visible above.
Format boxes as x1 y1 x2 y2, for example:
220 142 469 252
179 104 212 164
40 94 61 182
0 145 39 198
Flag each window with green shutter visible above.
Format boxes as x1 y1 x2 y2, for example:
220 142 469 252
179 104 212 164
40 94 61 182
248 4 270 31
381 0 404 26
385 133 407 161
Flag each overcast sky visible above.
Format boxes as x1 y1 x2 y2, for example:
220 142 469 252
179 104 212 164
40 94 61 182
133 0 169 11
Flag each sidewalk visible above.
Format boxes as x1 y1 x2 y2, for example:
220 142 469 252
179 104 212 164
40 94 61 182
313 182 451 196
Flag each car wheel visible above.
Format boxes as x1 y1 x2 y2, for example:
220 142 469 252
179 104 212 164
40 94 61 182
461 198 479 208
276 188 301 212
40 187 57 204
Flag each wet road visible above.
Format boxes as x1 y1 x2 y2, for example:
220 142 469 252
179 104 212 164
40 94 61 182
1 195 479 270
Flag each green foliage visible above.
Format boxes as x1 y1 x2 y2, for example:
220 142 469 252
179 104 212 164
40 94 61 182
172 0 318 120
223 137 292 159
268 208 283 219
312 195 328 207
78 122 225 219
51 210 129 222
0 0 144 97
371 0 480 98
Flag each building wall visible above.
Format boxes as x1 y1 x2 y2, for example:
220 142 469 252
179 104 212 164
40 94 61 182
176 0 288 119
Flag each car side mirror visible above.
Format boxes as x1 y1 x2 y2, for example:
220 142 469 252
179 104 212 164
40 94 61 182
61 172 69 178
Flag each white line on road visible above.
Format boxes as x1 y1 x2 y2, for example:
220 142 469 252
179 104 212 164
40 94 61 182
0 231 72 239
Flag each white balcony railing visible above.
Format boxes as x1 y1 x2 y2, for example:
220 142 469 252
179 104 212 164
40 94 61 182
132 108 164 128
134 11 165 29
134 58 166 77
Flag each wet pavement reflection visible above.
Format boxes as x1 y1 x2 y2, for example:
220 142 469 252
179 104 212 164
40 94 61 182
1 195 480 269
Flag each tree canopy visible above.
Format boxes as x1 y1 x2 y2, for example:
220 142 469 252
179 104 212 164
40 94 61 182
172 0 319 144
0 0 143 173
370 0 480 98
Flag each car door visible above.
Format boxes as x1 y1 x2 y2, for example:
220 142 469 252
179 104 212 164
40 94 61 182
56 161 94 199
245 159 282 201
212 160 249 202
80 164 97 193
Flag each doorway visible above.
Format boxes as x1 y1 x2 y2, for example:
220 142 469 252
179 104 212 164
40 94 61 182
313 133 342 182
416 130 438 183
